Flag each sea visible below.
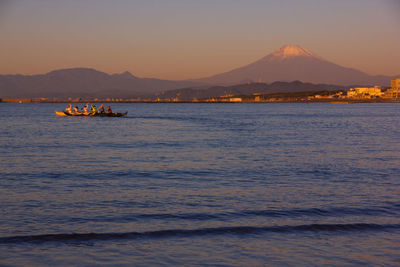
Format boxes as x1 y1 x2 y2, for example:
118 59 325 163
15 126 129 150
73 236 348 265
0 102 399 266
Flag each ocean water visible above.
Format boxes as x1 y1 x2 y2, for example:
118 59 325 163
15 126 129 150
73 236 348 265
0 102 399 266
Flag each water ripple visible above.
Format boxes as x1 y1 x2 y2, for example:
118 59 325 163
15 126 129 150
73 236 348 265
1 223 399 244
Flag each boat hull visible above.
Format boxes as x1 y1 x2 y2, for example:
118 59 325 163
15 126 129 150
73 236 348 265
55 111 127 117
91 112 128 117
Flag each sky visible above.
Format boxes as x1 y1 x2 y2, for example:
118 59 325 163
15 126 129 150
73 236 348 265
1 0 399 80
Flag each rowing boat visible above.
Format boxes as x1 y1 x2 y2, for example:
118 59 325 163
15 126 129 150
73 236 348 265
55 111 128 117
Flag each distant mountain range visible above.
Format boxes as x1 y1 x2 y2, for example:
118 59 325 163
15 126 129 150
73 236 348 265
194 45 397 86
0 68 200 99
0 45 398 99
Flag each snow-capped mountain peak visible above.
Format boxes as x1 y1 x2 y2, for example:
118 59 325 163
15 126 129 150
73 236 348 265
261 45 320 61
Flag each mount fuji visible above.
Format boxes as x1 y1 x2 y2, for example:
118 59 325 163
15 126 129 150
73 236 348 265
195 45 396 86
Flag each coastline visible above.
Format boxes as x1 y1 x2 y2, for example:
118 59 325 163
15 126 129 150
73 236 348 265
1 98 399 104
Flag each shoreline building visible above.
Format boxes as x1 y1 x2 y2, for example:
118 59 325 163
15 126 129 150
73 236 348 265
391 78 400 89
347 86 383 98
385 78 400 98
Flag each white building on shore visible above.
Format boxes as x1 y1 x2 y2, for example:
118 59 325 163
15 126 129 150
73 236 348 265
385 78 400 98
391 78 400 89
347 86 383 98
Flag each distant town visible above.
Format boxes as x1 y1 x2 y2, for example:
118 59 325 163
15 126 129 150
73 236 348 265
1 78 399 104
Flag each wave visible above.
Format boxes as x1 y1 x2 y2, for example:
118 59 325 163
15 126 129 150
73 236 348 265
68 205 400 223
1 223 399 244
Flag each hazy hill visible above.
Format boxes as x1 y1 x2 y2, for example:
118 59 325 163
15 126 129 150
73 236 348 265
0 68 200 99
154 81 349 101
195 45 397 86
1 45 397 99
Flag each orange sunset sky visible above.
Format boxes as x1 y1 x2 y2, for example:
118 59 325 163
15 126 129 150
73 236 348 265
1 0 399 80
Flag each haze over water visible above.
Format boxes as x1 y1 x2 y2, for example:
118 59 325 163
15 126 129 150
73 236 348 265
1 103 400 266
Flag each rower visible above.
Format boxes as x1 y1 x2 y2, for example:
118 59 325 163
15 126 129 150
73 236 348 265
91 104 97 113
98 104 105 113
65 104 72 113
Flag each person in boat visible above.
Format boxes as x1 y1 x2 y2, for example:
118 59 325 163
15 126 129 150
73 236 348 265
91 104 97 113
106 106 112 113
73 106 79 113
98 104 105 113
83 104 89 113
65 104 72 113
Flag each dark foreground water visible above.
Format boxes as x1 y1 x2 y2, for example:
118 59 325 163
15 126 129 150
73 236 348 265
1 103 399 266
